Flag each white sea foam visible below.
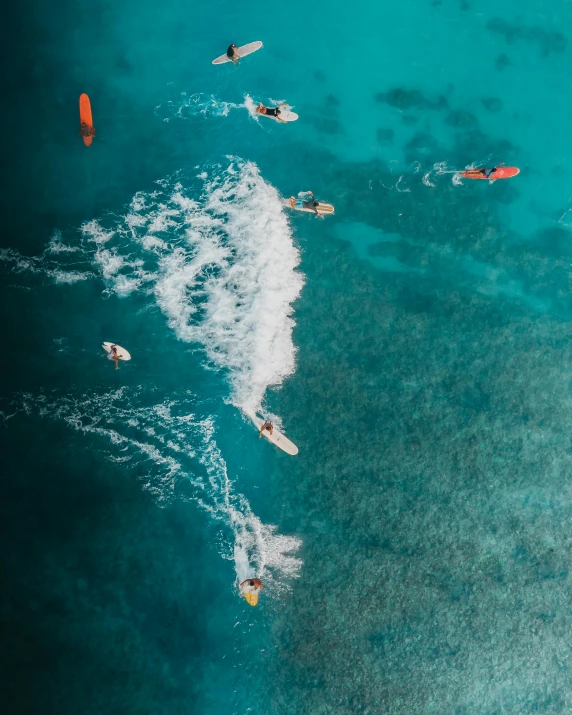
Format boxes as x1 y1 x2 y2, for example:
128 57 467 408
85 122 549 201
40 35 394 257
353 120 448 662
1 162 303 413
155 92 251 122
1 160 304 589
80 159 303 414
243 94 261 122
9 388 302 589
47 230 80 254
0 230 94 283
558 209 572 228
50 269 93 284
422 171 436 187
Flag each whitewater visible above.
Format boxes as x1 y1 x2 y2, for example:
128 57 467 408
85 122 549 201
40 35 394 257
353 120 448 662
0 158 304 589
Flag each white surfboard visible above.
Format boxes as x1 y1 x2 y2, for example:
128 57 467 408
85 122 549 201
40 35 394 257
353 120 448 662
251 416 298 456
212 41 263 65
102 342 131 361
258 109 298 123
281 198 335 214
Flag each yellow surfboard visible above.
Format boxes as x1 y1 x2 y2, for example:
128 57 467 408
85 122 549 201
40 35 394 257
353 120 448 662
240 578 263 606
244 590 259 606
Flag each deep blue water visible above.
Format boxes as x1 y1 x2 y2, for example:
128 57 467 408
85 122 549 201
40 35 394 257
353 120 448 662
2 0 572 713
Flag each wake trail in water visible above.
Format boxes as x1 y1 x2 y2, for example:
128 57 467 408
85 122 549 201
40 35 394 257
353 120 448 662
0 158 304 590
155 92 262 124
5 388 301 589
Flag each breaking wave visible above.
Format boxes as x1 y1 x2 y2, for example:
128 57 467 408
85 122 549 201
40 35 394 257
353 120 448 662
2 160 304 415
0 158 304 590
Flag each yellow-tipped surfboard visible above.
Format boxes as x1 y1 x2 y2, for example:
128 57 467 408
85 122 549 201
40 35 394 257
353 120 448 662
244 590 259 606
240 578 263 606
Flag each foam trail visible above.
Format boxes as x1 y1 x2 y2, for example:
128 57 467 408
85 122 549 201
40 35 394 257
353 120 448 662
422 171 436 188
1 160 304 588
80 159 304 415
7 388 302 590
0 227 93 282
1 161 304 414
155 92 263 124
559 209 572 228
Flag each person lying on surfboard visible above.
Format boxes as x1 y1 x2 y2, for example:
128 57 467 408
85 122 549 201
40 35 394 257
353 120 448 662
478 167 497 178
464 163 504 179
226 43 239 64
108 344 123 370
80 123 95 139
256 103 288 123
259 420 273 438
290 191 324 218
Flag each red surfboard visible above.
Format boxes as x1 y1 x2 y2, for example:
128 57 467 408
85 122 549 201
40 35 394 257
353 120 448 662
461 166 519 181
79 93 95 146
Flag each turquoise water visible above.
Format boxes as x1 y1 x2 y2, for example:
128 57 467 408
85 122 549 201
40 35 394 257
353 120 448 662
2 0 572 712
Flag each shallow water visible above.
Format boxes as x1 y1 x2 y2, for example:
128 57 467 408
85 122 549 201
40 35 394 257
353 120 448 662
2 0 572 712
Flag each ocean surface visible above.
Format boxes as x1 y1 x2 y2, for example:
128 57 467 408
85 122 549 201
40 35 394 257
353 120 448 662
2 0 572 712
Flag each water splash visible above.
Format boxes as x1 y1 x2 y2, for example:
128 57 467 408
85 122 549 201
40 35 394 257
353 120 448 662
7 387 302 589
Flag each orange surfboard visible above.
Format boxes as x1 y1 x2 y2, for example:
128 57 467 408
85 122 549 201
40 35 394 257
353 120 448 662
79 93 95 146
461 166 519 181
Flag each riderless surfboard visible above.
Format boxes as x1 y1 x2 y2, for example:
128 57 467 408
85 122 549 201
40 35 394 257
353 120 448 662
102 342 131 361
461 166 520 181
281 199 335 214
212 41 263 65
250 415 298 456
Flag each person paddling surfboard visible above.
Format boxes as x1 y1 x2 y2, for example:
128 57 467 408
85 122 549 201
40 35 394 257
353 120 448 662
290 191 325 218
256 103 288 123
80 124 95 140
259 420 273 438
460 164 519 182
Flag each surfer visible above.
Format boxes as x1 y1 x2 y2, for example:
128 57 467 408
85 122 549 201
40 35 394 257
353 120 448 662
290 191 324 218
107 344 123 370
478 167 497 178
80 123 95 139
240 578 264 606
226 43 239 64
259 420 274 438
256 103 288 123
